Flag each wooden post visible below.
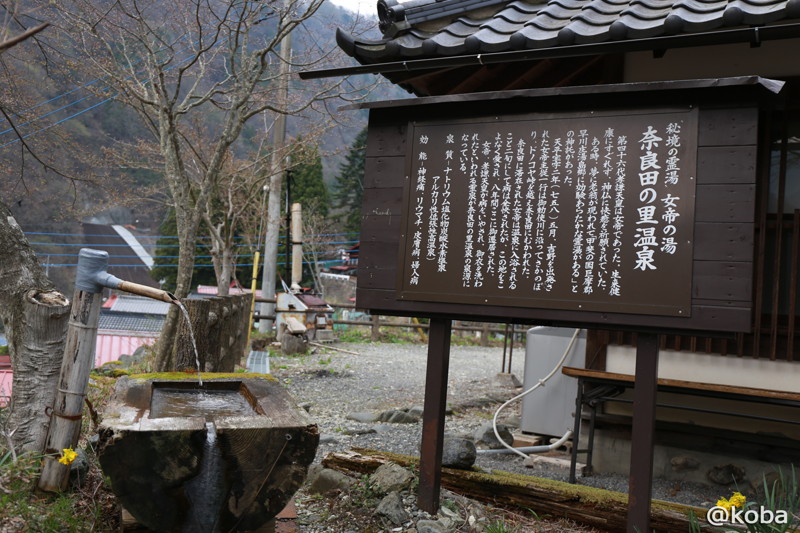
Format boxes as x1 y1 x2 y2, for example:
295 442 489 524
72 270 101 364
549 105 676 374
174 298 210 373
371 314 381 341
205 297 223 372
418 318 451 514
38 287 102 491
216 296 233 372
231 293 250 367
626 333 660 533
480 322 490 347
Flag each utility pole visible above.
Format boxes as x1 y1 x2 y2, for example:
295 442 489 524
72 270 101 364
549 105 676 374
259 14 292 334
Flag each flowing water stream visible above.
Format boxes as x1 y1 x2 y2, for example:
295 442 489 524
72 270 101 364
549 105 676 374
176 301 203 387
182 421 225 532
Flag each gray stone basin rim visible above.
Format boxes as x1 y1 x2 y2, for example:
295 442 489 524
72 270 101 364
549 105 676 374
98 376 319 532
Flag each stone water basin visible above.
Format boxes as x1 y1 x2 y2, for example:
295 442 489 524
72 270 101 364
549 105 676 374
98 374 318 533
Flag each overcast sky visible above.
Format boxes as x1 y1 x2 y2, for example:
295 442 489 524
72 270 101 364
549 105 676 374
329 0 380 16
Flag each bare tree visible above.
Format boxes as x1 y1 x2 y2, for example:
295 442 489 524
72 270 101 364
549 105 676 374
0 14 70 454
33 0 355 368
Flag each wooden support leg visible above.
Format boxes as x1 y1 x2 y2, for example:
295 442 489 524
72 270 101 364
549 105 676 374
626 333 660 533
417 318 452 514
569 378 584 484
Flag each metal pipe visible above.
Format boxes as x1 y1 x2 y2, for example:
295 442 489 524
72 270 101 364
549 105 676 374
76 248 178 303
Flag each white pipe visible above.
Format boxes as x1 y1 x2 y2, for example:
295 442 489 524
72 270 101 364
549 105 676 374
477 430 572 455
490 328 581 459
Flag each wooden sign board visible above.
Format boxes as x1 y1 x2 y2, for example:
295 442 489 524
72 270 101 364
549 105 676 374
397 108 697 317
357 80 765 333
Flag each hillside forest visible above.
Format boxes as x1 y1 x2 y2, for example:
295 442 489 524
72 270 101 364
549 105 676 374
0 0 406 299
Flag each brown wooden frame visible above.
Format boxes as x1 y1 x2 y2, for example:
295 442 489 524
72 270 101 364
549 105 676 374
357 77 783 335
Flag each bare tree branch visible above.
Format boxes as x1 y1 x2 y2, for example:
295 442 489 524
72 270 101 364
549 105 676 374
0 22 48 53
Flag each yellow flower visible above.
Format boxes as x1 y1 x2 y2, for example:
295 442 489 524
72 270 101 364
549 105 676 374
729 492 746 508
57 448 78 466
716 497 732 511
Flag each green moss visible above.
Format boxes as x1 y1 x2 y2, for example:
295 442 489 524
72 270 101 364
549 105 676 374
128 372 275 382
349 447 701 518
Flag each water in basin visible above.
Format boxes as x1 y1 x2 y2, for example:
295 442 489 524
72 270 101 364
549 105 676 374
149 387 257 419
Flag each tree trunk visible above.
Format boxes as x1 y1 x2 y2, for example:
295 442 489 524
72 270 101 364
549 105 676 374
173 298 210 373
154 179 201 371
0 201 70 453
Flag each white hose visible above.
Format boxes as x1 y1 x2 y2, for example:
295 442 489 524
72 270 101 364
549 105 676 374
489 328 581 459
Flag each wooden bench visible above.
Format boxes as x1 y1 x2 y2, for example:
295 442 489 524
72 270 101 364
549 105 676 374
561 366 800 483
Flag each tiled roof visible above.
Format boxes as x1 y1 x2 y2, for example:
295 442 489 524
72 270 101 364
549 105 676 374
338 0 800 63
105 294 171 315
99 311 165 334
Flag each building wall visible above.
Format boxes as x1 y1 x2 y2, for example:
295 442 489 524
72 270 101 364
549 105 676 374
0 370 10 406
623 39 800 83
583 43 800 478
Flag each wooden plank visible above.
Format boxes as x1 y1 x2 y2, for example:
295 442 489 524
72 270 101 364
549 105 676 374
697 107 758 147
692 261 752 301
366 112 408 157
696 146 757 184
694 223 754 261
359 214 401 243
694 184 756 223
364 156 405 189
358 266 397 290
358 240 399 266
356 288 751 333
788 210 800 361
561 366 800 402
361 187 403 217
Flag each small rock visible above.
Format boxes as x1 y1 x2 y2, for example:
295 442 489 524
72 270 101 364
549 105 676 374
372 424 395 433
438 503 461 521
407 406 424 418
389 410 420 423
375 491 410 525
671 455 701 472
347 411 381 423
492 373 522 388
707 463 747 485
370 462 415 493
307 467 354 494
281 333 308 355
441 438 476 469
69 449 90 488
473 423 514 450
416 518 455 533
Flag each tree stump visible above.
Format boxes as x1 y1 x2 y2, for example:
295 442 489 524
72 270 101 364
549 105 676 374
174 298 210 373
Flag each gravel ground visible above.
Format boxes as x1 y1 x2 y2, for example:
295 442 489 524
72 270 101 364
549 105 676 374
271 340 723 509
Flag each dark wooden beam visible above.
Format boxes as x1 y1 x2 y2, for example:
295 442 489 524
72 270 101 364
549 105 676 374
626 333 660 533
417 318 452 514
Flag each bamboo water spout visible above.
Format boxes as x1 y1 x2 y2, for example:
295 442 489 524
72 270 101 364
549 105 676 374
74 248 179 303
38 248 179 492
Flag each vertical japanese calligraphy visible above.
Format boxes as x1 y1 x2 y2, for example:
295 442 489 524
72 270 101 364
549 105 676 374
399 108 698 316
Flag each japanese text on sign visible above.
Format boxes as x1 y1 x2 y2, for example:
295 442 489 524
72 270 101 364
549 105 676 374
399 108 697 316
